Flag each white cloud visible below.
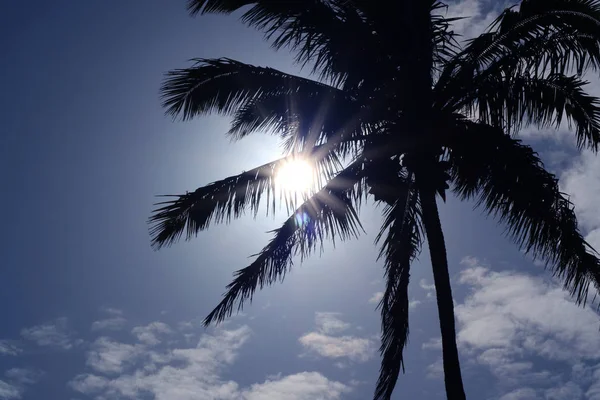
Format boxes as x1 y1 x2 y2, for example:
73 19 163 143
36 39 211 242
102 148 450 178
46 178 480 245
368 292 383 304
241 372 350 400
4 369 42 386
101 307 123 317
178 321 194 331
298 313 375 363
545 382 583 400
313 313 350 335
0 381 19 400
445 0 510 40
299 333 374 362
86 337 143 374
426 359 443 380
20 318 76 350
70 324 349 399
91 317 126 332
68 374 108 394
0 368 42 399
0 341 20 356
422 337 442 351
455 257 600 397
419 279 435 291
561 150 600 251
419 279 436 298
498 388 538 400
409 300 421 309
131 322 172 346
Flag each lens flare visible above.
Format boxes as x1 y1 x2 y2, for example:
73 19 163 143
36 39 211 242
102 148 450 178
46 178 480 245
275 159 314 193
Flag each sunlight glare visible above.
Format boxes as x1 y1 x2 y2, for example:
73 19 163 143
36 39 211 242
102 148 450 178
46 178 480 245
275 159 314 193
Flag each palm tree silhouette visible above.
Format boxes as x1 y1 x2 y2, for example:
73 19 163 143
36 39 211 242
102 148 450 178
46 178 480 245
150 1 600 399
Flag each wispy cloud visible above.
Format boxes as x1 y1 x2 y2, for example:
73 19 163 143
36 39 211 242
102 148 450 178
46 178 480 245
0 341 20 357
86 337 143 375
0 368 42 399
314 313 350 335
241 372 350 400
91 317 126 332
368 292 383 304
0 381 20 400
20 318 77 350
299 312 375 363
131 322 171 346
455 257 600 398
445 0 511 41
422 337 442 351
70 323 349 399
409 300 421 309
561 150 600 251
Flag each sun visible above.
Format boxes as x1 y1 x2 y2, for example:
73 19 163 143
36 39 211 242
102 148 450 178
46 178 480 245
275 159 314 193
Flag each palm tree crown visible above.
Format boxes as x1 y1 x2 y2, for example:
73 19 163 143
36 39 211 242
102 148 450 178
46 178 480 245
150 1 600 399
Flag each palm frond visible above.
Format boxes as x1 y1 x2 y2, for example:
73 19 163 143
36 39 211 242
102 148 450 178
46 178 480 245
431 1 462 67
227 84 365 155
188 0 384 87
187 0 251 14
161 58 341 120
374 174 422 400
451 73 600 149
448 120 600 303
460 0 600 75
203 159 366 325
148 146 343 250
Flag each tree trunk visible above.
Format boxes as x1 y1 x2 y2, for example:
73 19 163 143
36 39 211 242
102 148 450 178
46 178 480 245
420 189 466 400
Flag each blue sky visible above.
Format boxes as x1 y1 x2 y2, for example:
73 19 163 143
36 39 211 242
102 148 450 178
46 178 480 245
1 1 600 399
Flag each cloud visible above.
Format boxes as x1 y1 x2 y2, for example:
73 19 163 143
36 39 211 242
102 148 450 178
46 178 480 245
368 292 383 304
85 337 143 375
313 313 350 335
422 338 442 351
20 318 76 350
299 333 374 363
101 307 123 316
0 341 20 357
409 300 421 309
426 359 444 380
498 388 538 400
4 369 42 386
419 279 436 298
298 313 375 363
0 381 19 400
455 257 600 397
70 324 349 399
0 368 42 399
561 150 600 251
91 317 127 332
241 372 350 400
445 0 510 40
131 322 172 346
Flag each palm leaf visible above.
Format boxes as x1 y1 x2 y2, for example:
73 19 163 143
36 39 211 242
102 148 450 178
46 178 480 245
148 146 343 250
374 174 422 400
227 84 365 155
448 73 600 149
448 120 600 303
203 159 366 325
460 0 600 75
187 0 384 87
161 58 342 120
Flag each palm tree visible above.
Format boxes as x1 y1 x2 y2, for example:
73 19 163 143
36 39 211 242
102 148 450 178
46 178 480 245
149 1 600 399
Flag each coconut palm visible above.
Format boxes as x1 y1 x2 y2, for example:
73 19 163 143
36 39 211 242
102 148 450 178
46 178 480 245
149 1 600 399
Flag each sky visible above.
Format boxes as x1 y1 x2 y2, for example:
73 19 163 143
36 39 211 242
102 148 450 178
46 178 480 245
1 0 600 399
